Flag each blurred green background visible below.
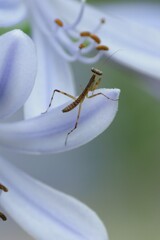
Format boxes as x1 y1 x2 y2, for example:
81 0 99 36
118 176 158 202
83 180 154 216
0 1 160 240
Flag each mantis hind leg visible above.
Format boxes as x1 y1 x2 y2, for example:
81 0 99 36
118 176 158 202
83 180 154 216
87 92 119 101
42 89 76 114
65 102 82 146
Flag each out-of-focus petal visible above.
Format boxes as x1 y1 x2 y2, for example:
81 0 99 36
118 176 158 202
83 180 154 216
98 3 160 29
0 156 108 240
57 0 160 80
97 2 160 79
0 0 26 27
0 88 120 154
24 28 76 119
0 30 37 120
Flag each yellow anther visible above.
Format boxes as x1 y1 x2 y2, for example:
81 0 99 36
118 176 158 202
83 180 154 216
96 45 109 51
80 32 101 44
54 18 64 27
79 43 87 49
80 31 91 37
89 34 101 44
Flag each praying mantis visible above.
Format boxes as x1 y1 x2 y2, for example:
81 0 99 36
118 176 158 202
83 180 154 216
43 67 118 145
44 18 119 145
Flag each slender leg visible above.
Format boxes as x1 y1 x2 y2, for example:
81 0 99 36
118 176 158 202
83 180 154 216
65 102 82 146
87 92 119 101
91 78 101 91
42 89 76 114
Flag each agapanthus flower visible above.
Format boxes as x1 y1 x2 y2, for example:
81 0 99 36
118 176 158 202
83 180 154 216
0 0 159 117
1 0 158 238
0 29 118 238
0 29 120 154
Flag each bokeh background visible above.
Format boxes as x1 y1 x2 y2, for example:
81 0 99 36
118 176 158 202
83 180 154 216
0 0 160 240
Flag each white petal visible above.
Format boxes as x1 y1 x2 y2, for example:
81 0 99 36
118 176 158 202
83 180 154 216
0 30 37 120
24 28 76 119
58 0 160 80
0 88 120 154
0 0 26 27
0 156 108 240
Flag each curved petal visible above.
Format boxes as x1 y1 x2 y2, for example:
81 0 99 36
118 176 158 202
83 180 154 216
56 0 160 80
0 0 26 27
98 3 160 80
0 156 108 240
98 3 160 29
24 27 76 119
0 88 120 154
0 30 37 120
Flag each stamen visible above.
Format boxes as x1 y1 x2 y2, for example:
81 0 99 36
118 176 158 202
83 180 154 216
54 18 64 27
92 17 106 34
0 183 8 192
80 31 91 37
32 0 110 64
64 0 86 30
78 51 105 64
39 26 81 62
81 31 101 44
50 40 81 62
50 17 109 63
79 43 87 49
37 1 109 64
0 212 7 221
89 34 101 44
96 45 109 51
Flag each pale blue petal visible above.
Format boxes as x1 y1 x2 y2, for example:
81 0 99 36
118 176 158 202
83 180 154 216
97 3 160 79
24 27 76 119
0 0 26 27
0 88 120 154
0 156 108 240
58 0 160 80
0 30 37 120
99 3 160 29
